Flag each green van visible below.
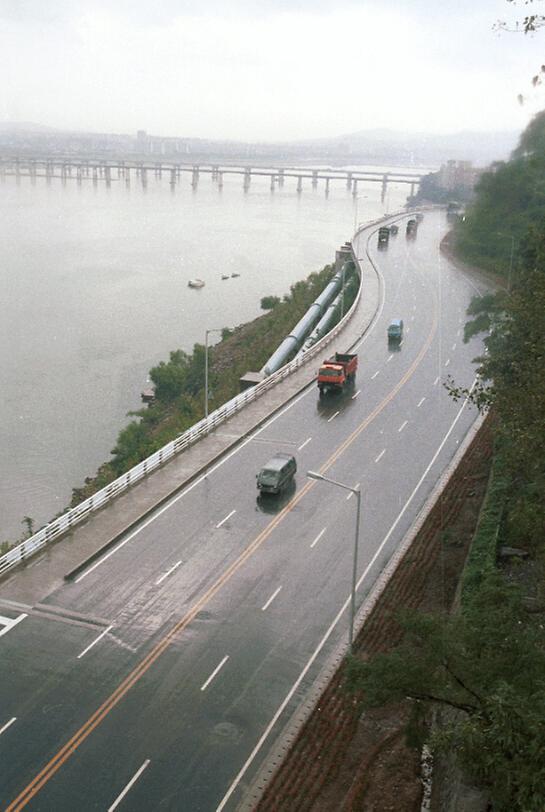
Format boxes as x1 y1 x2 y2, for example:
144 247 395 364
257 453 297 495
387 319 404 342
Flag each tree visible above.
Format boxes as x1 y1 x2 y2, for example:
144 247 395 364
346 575 545 811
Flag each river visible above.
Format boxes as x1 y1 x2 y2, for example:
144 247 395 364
0 166 425 542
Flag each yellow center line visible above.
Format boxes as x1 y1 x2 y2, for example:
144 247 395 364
7 303 438 811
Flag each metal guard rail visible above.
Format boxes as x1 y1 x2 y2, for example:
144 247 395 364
0 216 392 576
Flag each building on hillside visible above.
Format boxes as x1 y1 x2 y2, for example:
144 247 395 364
438 160 482 192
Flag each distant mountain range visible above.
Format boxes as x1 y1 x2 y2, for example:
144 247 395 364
0 122 520 168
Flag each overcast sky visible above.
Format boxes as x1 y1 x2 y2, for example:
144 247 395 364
2 0 544 140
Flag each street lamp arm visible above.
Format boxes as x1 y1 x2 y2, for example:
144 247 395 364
307 470 359 494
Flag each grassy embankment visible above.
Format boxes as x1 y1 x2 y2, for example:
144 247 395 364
67 263 358 504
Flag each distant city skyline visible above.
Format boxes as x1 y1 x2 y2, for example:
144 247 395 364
2 0 544 141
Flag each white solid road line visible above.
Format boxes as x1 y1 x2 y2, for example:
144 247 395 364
310 528 327 549
0 613 27 639
77 625 113 660
417 397 426 408
155 560 182 585
398 420 408 433
261 586 282 612
371 371 380 380
351 389 361 400
433 376 440 386
452 343 457 351
215 380 478 812
108 760 151 812
215 510 236 529
375 449 386 463
327 411 340 423
298 437 312 451
387 354 393 363
445 358 450 367
0 717 16 737
346 483 360 500
201 656 229 692
74 386 315 583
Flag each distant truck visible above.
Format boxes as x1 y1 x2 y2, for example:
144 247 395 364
406 219 418 237
377 226 390 248
317 352 358 395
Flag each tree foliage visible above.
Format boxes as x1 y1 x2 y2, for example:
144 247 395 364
347 576 545 811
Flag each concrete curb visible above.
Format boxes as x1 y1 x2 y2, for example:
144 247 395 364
64 227 385 582
239 409 487 811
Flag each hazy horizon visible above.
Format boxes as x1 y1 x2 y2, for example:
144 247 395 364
2 0 544 141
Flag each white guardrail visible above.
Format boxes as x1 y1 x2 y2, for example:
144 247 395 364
0 216 396 577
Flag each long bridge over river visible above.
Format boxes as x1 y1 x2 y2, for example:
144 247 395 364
0 155 424 199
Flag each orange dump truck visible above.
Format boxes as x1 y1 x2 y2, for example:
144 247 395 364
317 352 358 395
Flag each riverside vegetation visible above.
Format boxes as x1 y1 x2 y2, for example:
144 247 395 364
347 111 545 810
65 262 358 506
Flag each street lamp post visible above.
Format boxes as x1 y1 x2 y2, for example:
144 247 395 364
307 471 362 653
353 195 368 234
204 328 223 419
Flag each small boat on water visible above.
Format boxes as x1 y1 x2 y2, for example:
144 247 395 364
188 278 205 288
231 272 240 278
221 274 229 280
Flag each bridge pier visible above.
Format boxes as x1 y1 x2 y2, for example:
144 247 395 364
170 168 177 188
312 170 318 189
192 166 199 189
76 166 83 185
346 171 352 191
325 177 330 196
381 173 388 203
141 167 148 188
270 175 276 192
217 171 223 190
105 166 111 188
125 166 131 186
278 168 285 187
410 182 415 198
296 176 303 194
352 179 358 198
92 167 98 186
243 167 251 192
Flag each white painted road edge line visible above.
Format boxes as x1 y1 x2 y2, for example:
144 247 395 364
215 509 236 529
433 376 440 386
74 385 315 583
310 528 327 549
398 420 408 433
346 483 360 501
0 613 27 639
387 354 393 363
445 358 450 367
327 411 340 423
108 759 151 812
452 343 457 351
371 371 380 380
351 389 361 400
262 586 282 612
201 656 229 692
297 437 312 451
155 560 182 585
0 717 16 737
417 397 426 408
215 381 477 812
77 625 113 660
374 449 386 463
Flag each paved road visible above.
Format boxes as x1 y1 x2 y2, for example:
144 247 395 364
0 211 488 811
